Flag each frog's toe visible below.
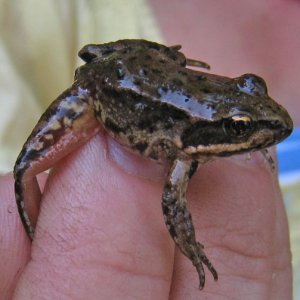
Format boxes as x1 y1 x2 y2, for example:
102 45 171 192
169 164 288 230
204 260 218 282
194 259 206 290
198 248 218 282
193 242 218 289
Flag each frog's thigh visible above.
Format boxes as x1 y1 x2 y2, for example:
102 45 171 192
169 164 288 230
162 159 217 289
14 86 100 239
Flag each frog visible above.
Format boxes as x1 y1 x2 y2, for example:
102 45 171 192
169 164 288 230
13 39 293 290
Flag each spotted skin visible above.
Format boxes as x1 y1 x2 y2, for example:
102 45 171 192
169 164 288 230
14 84 99 238
14 39 293 290
162 159 218 289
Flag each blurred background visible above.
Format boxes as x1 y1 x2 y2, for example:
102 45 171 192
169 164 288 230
0 0 299 298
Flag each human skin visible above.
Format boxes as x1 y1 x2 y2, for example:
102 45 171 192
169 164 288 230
0 131 292 299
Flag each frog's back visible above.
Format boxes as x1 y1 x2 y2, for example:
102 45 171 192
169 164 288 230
74 40 293 162
75 41 203 161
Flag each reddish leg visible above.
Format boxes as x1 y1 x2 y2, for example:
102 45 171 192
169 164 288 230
14 84 100 239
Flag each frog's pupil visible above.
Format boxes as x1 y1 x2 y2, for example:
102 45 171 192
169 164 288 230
232 120 248 135
228 117 252 137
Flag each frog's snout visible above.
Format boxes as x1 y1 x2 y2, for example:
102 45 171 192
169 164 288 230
271 109 293 143
282 113 293 137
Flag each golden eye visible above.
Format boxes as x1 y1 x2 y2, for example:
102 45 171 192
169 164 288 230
224 114 254 137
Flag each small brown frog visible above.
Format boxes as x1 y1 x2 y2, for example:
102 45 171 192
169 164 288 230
14 39 293 289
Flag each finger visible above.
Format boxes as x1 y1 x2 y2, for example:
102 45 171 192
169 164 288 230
0 174 30 299
270 178 292 299
13 133 175 299
169 153 292 298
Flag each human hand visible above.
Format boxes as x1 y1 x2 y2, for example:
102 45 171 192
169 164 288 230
1 134 292 299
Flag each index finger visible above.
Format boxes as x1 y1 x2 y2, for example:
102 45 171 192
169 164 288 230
13 134 175 299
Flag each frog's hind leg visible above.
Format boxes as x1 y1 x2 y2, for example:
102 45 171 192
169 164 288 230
14 84 100 239
162 159 218 289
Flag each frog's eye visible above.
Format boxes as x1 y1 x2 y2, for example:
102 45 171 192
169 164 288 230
236 74 268 97
223 114 255 138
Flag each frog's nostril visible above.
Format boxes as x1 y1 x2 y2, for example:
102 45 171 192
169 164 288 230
270 119 281 128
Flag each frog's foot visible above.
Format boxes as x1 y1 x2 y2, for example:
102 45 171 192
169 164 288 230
162 159 218 289
14 84 100 239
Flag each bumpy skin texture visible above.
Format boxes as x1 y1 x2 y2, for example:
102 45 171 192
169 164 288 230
14 39 293 290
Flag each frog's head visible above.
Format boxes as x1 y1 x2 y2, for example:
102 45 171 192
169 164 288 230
181 74 293 157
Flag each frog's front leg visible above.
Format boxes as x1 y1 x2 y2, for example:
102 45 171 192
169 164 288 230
14 84 100 239
162 159 218 289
